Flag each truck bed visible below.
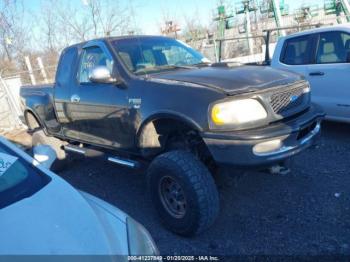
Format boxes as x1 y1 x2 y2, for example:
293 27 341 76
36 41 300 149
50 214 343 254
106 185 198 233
20 83 54 98
20 83 57 130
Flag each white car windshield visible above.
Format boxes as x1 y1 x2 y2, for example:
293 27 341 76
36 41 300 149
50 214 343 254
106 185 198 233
0 142 51 209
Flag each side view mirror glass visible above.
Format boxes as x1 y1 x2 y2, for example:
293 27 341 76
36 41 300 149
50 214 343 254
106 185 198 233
89 66 115 84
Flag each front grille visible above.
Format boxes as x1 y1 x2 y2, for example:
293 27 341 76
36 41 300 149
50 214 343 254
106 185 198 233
269 83 307 115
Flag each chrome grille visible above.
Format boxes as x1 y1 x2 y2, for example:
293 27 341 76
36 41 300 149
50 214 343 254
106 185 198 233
269 83 307 115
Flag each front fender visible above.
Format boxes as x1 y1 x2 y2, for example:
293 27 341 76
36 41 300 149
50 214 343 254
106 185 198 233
136 111 203 155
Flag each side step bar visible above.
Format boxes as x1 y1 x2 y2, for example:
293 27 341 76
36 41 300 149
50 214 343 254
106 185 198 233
64 144 139 168
64 145 86 155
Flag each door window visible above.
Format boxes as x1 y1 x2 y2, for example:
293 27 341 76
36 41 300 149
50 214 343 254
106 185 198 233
78 46 113 83
316 31 350 64
281 35 313 65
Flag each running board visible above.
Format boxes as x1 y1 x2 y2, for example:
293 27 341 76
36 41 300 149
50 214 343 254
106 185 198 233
64 145 86 155
64 145 139 168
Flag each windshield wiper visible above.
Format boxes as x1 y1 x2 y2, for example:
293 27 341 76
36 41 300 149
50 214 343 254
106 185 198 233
191 62 211 67
135 64 195 75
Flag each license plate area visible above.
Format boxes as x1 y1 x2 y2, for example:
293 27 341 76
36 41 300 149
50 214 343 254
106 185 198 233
297 121 317 140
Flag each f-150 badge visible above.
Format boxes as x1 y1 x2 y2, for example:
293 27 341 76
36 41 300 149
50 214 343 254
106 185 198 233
129 98 141 109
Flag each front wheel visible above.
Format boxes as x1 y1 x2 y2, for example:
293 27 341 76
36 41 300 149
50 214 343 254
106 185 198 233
147 150 219 236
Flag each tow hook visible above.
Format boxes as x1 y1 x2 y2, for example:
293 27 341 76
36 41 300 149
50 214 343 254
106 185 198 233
268 160 291 175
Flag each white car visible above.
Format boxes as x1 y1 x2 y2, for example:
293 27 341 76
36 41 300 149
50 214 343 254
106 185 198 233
271 24 350 122
0 137 158 256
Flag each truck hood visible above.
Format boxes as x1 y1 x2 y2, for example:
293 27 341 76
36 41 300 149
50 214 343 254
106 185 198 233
152 65 303 95
0 174 129 255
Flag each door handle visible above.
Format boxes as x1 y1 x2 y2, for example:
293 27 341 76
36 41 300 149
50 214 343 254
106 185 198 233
70 94 80 103
309 71 325 76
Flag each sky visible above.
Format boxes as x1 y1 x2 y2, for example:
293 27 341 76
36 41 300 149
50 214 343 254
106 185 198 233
21 0 324 35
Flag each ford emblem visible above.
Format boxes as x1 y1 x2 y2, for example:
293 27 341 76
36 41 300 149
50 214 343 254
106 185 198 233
290 95 298 102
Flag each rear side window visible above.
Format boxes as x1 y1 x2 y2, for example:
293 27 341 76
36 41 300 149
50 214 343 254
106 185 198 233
281 36 313 65
56 47 78 86
316 31 350 64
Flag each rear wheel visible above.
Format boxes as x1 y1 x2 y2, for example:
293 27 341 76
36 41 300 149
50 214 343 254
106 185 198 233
26 112 41 131
147 150 219 236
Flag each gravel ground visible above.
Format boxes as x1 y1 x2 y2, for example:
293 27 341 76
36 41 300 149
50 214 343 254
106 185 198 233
58 121 350 256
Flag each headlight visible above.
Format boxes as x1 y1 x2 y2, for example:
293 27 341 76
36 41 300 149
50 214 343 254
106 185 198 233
126 217 159 256
210 98 267 129
303 83 311 94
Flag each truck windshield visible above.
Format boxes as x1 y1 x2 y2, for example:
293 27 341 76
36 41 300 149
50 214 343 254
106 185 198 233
111 37 210 75
0 141 51 209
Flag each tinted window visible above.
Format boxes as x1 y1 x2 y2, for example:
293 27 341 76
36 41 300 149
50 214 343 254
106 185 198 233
281 36 313 65
316 31 350 64
78 46 113 83
0 142 51 209
112 37 207 75
56 47 78 86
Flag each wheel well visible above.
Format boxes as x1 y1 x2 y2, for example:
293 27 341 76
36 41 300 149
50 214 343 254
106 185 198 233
138 118 215 169
24 110 41 130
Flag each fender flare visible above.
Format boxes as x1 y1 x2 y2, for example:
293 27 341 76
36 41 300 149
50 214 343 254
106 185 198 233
136 111 203 148
23 108 50 135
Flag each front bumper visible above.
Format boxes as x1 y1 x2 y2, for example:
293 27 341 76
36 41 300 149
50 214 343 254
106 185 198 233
201 104 325 167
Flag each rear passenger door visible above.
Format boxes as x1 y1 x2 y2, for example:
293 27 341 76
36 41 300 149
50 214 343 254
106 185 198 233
305 31 350 121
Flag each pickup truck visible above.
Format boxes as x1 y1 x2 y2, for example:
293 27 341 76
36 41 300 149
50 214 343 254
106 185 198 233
271 24 350 122
20 35 324 236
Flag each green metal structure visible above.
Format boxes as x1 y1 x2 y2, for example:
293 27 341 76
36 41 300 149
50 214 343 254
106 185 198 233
213 3 235 61
324 0 350 23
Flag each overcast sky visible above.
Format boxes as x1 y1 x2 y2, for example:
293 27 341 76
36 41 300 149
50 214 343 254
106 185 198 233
22 0 325 35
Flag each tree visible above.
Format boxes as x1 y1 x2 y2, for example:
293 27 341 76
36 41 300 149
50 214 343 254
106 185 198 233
0 0 30 62
39 0 132 45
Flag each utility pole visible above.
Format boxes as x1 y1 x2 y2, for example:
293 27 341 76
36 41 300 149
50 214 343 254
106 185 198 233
213 3 234 61
271 0 285 36
260 0 288 36
235 0 257 55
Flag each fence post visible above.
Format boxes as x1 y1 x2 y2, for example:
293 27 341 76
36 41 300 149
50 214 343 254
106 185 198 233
37 57 49 84
218 40 223 62
24 56 36 85
0 76 23 128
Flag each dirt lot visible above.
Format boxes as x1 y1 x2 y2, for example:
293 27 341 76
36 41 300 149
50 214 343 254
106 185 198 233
9 121 350 256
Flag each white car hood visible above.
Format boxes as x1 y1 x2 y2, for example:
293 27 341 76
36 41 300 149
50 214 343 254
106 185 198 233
0 174 129 255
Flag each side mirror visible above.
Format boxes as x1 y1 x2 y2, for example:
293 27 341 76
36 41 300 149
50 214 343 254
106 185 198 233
89 66 116 84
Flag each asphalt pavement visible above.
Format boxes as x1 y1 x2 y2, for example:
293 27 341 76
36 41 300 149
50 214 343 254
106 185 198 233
59 121 350 256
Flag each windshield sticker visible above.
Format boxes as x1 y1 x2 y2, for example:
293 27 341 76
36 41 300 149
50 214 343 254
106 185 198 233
0 152 18 177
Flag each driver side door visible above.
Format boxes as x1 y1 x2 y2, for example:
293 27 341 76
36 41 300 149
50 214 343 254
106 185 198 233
68 42 133 149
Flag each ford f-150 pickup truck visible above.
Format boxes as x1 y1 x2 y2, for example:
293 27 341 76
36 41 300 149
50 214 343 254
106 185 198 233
20 35 324 236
